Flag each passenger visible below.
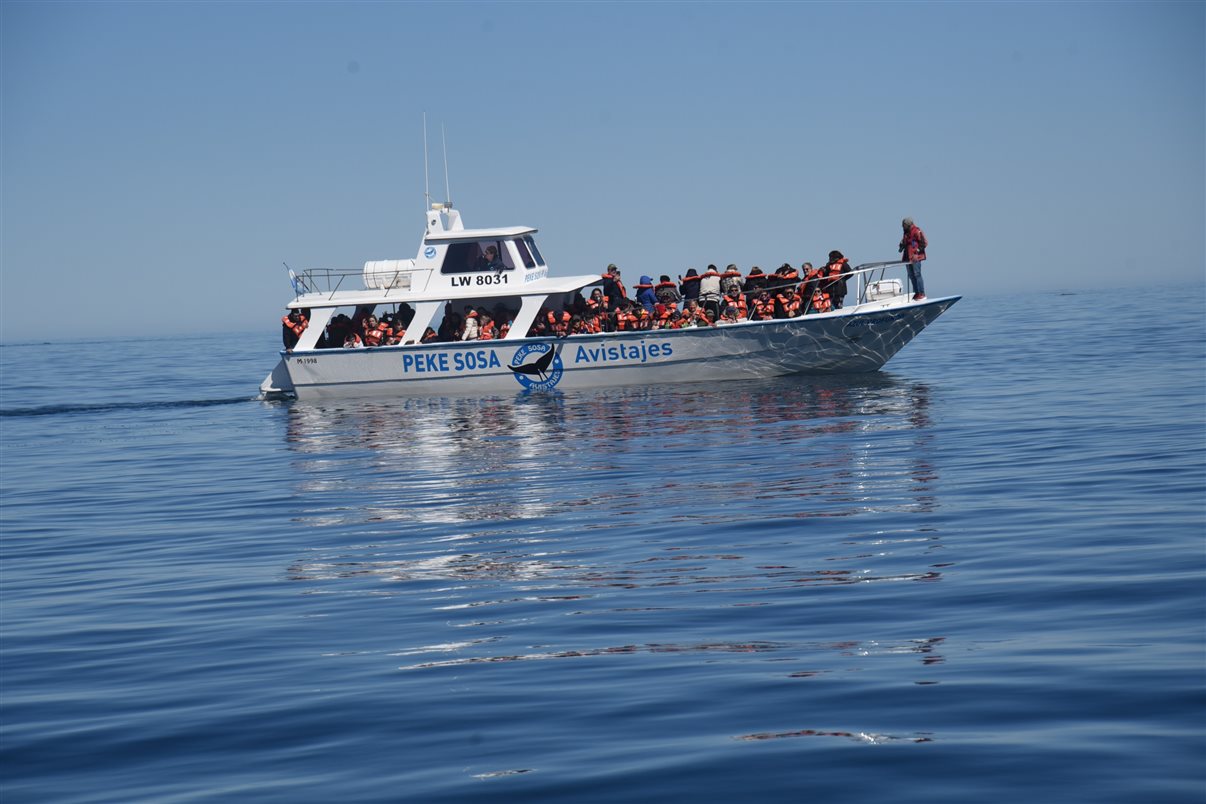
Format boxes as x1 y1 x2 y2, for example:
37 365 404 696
343 331 363 348
653 303 673 329
720 264 744 295
635 276 658 313
478 312 497 340
461 309 480 341
475 244 505 272
723 286 747 319
281 308 308 350
322 313 352 349
615 301 639 331
385 319 407 345
669 310 686 329
601 264 627 311
822 250 850 310
698 264 723 321
361 314 388 347
635 304 653 330
768 263 799 295
750 290 775 321
583 310 603 334
421 327 439 343
719 303 741 324
586 288 606 314
546 308 571 336
898 217 928 300
679 268 701 304
498 319 512 339
774 286 800 318
438 310 462 342
802 263 832 313
743 266 767 306
799 262 819 311
808 287 833 313
655 275 681 308
527 313 548 337
396 303 416 330
683 299 710 327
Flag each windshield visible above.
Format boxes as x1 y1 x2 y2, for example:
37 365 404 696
440 240 517 274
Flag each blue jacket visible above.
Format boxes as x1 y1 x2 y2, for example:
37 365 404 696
636 276 658 313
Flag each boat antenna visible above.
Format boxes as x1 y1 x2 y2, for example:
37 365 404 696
441 123 452 207
422 112 431 211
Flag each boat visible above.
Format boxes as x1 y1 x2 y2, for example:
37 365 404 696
260 203 959 400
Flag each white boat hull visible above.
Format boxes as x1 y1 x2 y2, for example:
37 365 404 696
264 296 960 400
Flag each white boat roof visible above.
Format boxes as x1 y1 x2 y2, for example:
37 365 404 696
290 272 602 309
424 226 537 243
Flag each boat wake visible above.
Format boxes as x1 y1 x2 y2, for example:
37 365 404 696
0 397 258 418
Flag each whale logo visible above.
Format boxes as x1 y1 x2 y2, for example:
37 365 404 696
509 342 564 390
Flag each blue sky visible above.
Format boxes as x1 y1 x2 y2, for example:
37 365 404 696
2 1 1202 341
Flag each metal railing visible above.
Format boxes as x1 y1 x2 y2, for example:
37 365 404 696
285 264 421 300
849 260 913 304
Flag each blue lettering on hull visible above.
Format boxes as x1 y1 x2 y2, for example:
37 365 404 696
573 341 673 365
400 350 500 374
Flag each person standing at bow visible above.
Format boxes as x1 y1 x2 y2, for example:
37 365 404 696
898 217 928 301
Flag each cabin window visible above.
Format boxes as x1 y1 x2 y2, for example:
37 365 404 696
514 238 537 269
524 236 546 266
439 240 516 274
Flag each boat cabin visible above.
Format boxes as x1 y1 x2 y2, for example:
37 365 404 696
284 204 601 351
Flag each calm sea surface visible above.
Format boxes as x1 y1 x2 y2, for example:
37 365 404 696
2 288 1204 803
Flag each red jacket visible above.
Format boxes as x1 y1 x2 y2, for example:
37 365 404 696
900 225 928 262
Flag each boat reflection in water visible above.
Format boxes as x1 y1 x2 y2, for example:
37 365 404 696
281 374 950 744
282 372 943 585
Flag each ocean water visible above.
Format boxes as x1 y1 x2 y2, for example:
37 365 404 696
1 287 1203 803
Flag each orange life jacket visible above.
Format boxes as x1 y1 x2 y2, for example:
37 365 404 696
807 290 831 313
776 291 800 317
479 321 496 340
546 310 570 336
282 315 307 337
362 323 387 346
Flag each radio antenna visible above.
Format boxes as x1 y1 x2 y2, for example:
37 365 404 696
422 112 431 211
441 123 452 207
